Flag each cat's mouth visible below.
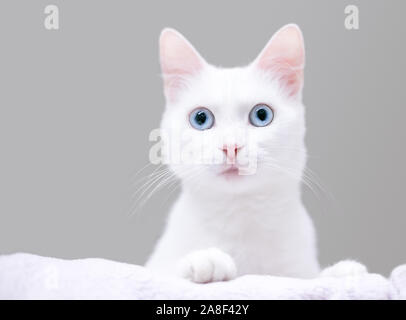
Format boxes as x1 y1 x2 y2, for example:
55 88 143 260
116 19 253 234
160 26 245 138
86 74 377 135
218 166 240 178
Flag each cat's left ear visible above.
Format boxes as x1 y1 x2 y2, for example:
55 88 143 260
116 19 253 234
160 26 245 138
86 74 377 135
253 24 305 99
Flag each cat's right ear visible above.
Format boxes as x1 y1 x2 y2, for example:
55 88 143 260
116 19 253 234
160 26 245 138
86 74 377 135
252 24 305 99
159 28 207 103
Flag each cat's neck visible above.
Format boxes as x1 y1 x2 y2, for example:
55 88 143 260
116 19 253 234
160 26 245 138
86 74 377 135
181 179 303 208
173 181 304 225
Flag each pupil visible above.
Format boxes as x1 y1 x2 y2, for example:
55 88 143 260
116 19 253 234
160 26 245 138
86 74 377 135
256 108 267 121
195 111 207 125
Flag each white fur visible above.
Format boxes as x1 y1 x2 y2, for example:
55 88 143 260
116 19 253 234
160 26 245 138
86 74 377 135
146 26 320 282
320 260 368 278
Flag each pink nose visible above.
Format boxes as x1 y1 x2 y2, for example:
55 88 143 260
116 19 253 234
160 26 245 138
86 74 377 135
221 145 243 163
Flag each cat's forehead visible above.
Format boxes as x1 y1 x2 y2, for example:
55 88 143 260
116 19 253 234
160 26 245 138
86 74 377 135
182 65 281 111
204 66 263 92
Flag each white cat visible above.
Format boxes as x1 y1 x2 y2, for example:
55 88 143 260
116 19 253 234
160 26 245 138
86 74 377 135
145 24 321 283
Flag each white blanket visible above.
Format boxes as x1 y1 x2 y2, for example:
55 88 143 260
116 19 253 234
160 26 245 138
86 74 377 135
0 253 405 299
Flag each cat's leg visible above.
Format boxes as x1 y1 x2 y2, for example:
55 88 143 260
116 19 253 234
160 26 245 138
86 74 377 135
177 247 237 283
320 260 368 278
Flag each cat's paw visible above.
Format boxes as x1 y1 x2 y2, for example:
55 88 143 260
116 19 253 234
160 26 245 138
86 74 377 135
320 260 368 278
177 248 237 283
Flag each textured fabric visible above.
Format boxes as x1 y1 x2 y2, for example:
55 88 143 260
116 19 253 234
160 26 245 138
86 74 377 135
0 253 404 300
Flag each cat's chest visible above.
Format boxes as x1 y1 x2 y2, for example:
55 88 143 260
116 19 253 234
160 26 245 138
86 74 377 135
185 200 285 242
172 192 300 245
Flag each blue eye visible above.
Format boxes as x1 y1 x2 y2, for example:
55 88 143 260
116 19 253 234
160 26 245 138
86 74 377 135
189 107 215 130
249 104 274 127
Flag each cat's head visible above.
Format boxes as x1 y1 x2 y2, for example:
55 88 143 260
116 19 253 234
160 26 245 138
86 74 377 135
158 25 307 194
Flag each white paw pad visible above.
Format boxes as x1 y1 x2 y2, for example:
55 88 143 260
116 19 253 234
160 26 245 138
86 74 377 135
178 248 237 283
321 260 368 278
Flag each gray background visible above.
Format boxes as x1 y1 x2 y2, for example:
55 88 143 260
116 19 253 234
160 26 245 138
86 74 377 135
0 0 404 276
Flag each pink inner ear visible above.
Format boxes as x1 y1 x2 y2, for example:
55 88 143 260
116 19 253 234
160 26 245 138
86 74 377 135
160 29 205 102
256 25 305 97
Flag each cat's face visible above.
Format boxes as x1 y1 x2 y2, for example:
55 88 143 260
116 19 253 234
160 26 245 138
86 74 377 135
159 25 307 194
